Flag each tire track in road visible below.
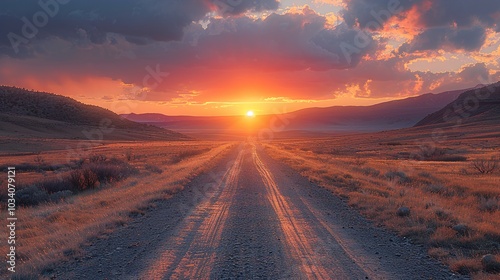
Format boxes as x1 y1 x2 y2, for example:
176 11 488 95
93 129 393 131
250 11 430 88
139 148 244 280
252 145 372 279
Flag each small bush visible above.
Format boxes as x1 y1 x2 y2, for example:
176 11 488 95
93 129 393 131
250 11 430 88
125 149 134 161
70 158 85 168
70 168 99 191
385 171 411 183
478 197 499 212
416 147 467 161
17 185 50 206
69 169 85 190
34 155 45 165
360 167 380 177
472 158 498 174
89 154 107 163
49 190 73 202
418 172 432 178
39 178 73 194
88 160 138 183
145 164 163 174
425 184 446 195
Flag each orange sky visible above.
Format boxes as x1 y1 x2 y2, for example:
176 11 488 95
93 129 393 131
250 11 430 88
1 0 500 116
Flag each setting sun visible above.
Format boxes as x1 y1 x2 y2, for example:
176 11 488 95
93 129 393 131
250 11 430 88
246 110 255 117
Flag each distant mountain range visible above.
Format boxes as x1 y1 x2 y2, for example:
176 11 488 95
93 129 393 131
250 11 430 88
2 83 497 141
415 82 500 127
0 86 189 140
123 87 475 133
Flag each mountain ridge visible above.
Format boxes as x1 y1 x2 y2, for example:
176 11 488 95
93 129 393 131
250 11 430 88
0 86 189 140
123 87 471 132
415 82 500 127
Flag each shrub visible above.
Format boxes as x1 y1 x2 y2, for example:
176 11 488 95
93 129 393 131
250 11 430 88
471 158 498 174
69 169 85 190
415 147 467 162
34 155 45 165
360 167 380 177
17 185 50 206
419 172 432 178
145 164 163 174
89 154 107 163
88 160 138 183
69 168 99 191
70 158 85 168
385 171 411 183
125 149 134 161
39 178 73 194
49 190 73 202
425 184 446 195
82 168 99 189
478 197 499 212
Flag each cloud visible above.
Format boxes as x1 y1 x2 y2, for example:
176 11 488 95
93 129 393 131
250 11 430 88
191 8 377 72
211 0 280 15
399 26 487 53
457 63 491 83
0 0 499 111
341 0 500 52
0 0 280 56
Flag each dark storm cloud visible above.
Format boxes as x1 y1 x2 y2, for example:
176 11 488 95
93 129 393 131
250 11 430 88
342 0 500 29
457 63 490 83
341 0 500 52
192 9 376 71
213 0 280 15
0 0 280 56
398 26 487 53
341 0 414 29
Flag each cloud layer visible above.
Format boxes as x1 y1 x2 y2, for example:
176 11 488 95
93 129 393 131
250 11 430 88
1 0 499 114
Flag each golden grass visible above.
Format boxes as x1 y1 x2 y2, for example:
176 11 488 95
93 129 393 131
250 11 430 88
263 126 500 278
0 140 235 277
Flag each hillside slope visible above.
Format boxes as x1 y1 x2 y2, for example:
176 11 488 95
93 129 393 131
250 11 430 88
415 83 500 127
284 88 468 131
0 86 189 140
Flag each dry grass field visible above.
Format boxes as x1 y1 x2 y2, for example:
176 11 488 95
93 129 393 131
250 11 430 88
264 124 500 278
0 140 234 277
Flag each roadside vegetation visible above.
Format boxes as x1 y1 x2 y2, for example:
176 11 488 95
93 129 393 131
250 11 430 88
264 128 500 279
0 141 234 278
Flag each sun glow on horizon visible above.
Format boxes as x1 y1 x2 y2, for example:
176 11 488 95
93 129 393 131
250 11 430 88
246 110 255 117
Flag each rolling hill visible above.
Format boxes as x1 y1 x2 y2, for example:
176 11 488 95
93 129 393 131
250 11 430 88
123 87 471 133
0 86 189 140
415 82 500 127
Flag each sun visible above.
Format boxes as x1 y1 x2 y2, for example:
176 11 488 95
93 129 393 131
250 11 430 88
246 110 255 117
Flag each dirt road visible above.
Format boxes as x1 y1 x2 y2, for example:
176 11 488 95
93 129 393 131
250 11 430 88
53 143 465 279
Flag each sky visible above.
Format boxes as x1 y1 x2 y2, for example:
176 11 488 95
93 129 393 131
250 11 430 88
1 0 500 116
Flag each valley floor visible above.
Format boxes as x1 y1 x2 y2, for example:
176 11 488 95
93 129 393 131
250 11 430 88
50 142 463 279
